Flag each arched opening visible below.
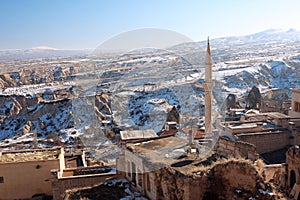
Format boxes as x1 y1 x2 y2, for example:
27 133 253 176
290 170 296 189
203 192 219 200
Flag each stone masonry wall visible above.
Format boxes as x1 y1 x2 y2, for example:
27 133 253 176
216 137 258 161
51 172 116 200
153 159 278 200
237 131 291 154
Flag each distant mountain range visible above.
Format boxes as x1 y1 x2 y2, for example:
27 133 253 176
211 28 300 46
0 47 92 62
1 28 300 62
170 28 300 51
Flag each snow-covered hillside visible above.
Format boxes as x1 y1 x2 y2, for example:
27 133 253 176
217 57 300 97
1 28 300 150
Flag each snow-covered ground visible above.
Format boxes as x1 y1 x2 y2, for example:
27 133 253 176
1 29 300 151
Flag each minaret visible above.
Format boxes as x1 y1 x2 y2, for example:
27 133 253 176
204 37 213 134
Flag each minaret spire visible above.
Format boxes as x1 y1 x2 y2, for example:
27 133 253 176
204 36 213 134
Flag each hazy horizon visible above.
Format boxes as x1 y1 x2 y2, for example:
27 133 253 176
1 0 300 50
1 27 299 51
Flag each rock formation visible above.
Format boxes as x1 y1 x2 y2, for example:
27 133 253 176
226 93 239 110
246 86 262 110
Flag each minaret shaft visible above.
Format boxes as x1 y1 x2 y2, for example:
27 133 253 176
204 38 213 134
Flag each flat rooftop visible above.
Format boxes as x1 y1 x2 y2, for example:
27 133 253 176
229 123 258 130
292 88 300 93
266 112 290 119
0 148 60 163
120 129 158 140
126 136 215 175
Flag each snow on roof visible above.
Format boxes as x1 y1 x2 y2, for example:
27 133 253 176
229 123 258 130
266 112 290 119
120 130 158 141
245 109 260 115
0 148 60 163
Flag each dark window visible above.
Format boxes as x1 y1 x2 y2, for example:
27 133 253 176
127 161 131 178
203 192 219 200
290 170 296 189
146 173 151 192
137 168 142 187
293 101 300 112
131 162 136 185
0 177 4 183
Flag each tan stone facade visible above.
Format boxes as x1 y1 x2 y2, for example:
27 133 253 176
286 146 300 199
290 88 300 126
216 137 258 160
0 147 117 200
0 148 61 199
237 131 291 154
51 170 116 200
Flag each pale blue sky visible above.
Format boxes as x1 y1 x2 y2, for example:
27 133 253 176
1 0 300 49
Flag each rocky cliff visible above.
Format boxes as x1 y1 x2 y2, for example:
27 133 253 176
0 85 113 147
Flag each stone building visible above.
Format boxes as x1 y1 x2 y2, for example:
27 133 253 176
222 111 298 155
117 136 189 199
0 147 116 200
117 134 283 200
286 145 300 199
0 148 61 199
220 88 300 163
290 88 300 126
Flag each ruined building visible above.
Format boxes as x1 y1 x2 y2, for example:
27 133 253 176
117 134 282 200
286 145 300 199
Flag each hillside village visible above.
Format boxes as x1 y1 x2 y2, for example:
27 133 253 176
0 33 300 200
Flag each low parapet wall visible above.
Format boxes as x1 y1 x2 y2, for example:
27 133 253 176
51 170 117 200
216 137 258 161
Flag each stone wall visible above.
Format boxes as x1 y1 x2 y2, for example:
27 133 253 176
216 137 258 161
51 172 116 200
237 131 291 154
0 159 59 199
286 146 300 199
152 159 279 200
263 164 286 187
286 146 300 186
289 88 300 127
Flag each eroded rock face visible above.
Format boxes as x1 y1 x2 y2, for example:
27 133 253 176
154 159 282 200
166 106 180 124
0 87 113 144
226 93 239 110
0 96 23 118
246 86 261 110
95 93 112 119
0 65 77 88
